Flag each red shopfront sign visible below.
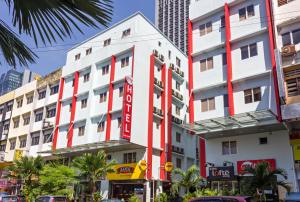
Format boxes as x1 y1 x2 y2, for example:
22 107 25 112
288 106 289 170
237 159 276 175
121 76 133 140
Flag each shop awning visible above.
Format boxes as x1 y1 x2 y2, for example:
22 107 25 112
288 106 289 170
39 140 145 156
182 110 286 139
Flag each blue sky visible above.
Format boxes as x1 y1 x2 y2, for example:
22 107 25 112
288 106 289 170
0 0 155 76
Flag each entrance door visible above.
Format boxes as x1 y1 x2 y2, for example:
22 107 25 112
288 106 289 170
111 182 144 201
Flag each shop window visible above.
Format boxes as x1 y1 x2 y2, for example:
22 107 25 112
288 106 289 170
123 152 136 163
201 97 215 112
222 141 237 155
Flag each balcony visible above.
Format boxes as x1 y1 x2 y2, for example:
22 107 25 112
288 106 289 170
153 50 165 64
172 145 184 155
154 77 164 91
172 89 183 102
153 106 163 119
172 115 183 125
170 64 184 81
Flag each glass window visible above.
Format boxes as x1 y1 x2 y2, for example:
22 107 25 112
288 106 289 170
208 97 215 110
83 73 90 83
13 118 20 128
27 95 33 104
122 28 131 38
78 126 85 136
200 59 206 72
123 152 136 163
10 140 16 150
38 90 46 100
175 106 180 116
206 22 212 34
97 121 105 132
118 117 122 128
207 57 214 70
176 158 182 168
46 108 56 118
86 48 92 55
102 65 109 75
23 115 30 125
43 132 52 143
222 141 237 155
31 135 40 146
223 94 229 108
100 92 107 103
282 32 291 46
35 112 43 122
176 81 180 91
292 29 300 44
119 87 124 97
241 46 249 60
104 38 111 47
75 54 81 61
50 85 59 95
249 43 258 57
244 89 253 104
221 15 225 28
121 57 130 68
20 138 27 148
222 53 227 66
201 99 208 112
253 87 261 102
199 24 206 36
81 99 87 109
247 5 255 17
176 132 181 143
239 8 246 21
176 57 181 67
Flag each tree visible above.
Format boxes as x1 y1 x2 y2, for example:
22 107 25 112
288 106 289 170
72 150 116 201
37 164 78 200
0 0 113 67
171 165 204 195
6 156 44 201
241 162 290 199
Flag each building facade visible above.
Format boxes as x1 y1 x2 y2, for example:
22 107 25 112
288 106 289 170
155 0 190 54
187 0 297 197
0 69 40 96
51 13 196 201
271 0 300 191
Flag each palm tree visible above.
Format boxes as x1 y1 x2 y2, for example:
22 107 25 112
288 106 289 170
0 0 113 67
6 156 44 201
241 162 290 200
171 165 204 195
72 150 116 201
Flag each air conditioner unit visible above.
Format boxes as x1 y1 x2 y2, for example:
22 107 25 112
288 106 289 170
153 49 159 57
281 44 296 57
159 54 165 62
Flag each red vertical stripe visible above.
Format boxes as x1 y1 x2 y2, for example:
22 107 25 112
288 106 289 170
265 0 282 122
106 56 116 141
67 71 79 148
52 78 64 150
167 68 172 180
188 19 195 123
147 54 155 180
160 64 166 180
199 138 206 177
225 3 235 116
131 46 135 77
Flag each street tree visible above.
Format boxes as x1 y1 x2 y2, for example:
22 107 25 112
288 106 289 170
0 0 113 67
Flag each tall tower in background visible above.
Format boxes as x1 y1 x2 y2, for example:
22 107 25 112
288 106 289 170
155 0 190 54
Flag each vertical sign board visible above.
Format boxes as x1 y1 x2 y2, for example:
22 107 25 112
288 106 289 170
121 76 133 140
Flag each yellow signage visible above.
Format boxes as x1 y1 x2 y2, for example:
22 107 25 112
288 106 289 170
291 139 300 161
107 163 146 180
165 162 173 172
138 160 147 171
14 150 23 161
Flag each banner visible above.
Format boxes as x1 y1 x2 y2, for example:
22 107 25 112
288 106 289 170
106 162 146 180
121 76 133 140
237 159 276 174
208 166 235 180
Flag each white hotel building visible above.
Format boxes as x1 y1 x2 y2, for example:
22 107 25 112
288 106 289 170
52 13 197 201
187 0 297 195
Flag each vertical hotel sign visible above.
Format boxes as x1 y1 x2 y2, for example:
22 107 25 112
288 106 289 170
121 76 133 140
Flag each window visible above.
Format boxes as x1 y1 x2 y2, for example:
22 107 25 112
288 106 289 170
31 134 40 146
221 15 225 28
259 137 268 145
104 38 111 47
17 99 23 108
119 87 124 97
46 108 56 118
50 85 59 95
26 95 33 104
223 94 229 108
86 48 92 55
7 105 12 112
123 152 136 163
239 5 255 21
78 126 85 136
292 29 300 45
286 77 300 97
176 158 182 168
176 57 181 67
241 43 257 60
69 104 72 112
13 118 20 128
222 53 227 66
10 140 16 150
158 41 161 47
102 65 109 75
282 32 291 46
43 132 52 143
20 138 27 148
122 28 131 38
0 144 6 152
176 132 181 143
121 57 130 68
278 0 295 6
222 141 237 155
23 115 30 125
81 99 88 109
244 87 261 104
200 57 213 72
75 53 81 61
3 124 9 130
83 73 90 83
201 97 215 112
199 22 212 36
38 90 46 100
100 92 107 103
72 79 75 87
175 106 180 116
168 50 171 59
35 112 43 122
118 117 122 128
176 81 180 91
97 121 105 132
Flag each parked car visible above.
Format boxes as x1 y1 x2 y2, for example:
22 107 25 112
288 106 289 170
189 196 253 202
35 196 67 202
2 195 25 202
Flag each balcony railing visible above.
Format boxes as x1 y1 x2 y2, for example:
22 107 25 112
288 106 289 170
154 77 164 89
172 145 184 155
170 64 184 78
153 106 163 117
281 51 300 67
172 115 183 125
172 89 183 101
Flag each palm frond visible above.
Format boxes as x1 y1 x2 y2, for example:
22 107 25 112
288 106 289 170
5 0 113 45
0 20 36 67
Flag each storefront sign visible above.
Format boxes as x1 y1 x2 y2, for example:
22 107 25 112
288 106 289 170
14 149 23 161
107 163 145 181
237 159 276 174
208 166 234 180
164 162 174 172
138 160 147 171
121 76 133 140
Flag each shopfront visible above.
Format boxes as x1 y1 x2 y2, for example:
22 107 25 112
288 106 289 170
107 161 147 201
